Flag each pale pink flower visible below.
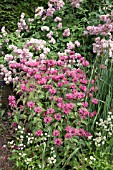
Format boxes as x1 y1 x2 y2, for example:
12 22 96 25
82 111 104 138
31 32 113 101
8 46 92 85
63 28 70 37
58 22 62 29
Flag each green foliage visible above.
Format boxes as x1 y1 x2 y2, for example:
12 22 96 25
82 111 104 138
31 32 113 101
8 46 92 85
0 0 48 32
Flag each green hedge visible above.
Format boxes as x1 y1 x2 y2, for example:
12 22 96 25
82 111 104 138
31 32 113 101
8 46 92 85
0 0 48 32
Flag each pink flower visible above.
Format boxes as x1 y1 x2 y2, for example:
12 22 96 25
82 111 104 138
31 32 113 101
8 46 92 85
65 133 72 139
65 126 72 132
34 107 42 114
90 111 97 117
82 102 88 107
49 88 56 94
35 130 43 136
8 95 17 108
58 23 62 29
27 101 35 108
75 40 80 47
12 122 18 127
79 85 87 92
53 130 60 136
54 138 63 146
63 28 70 37
44 116 52 123
47 108 55 114
92 98 98 104
67 42 75 50
54 113 62 121
8 95 15 101
82 60 89 67
7 112 11 117
79 107 89 118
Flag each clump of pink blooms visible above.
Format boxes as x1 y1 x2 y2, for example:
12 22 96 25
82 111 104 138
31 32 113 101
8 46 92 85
69 0 83 8
16 13 29 33
35 0 65 20
85 11 113 57
6 49 98 146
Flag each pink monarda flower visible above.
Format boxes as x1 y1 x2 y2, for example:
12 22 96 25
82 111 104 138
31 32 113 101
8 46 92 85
8 95 15 101
49 88 57 94
53 130 60 137
82 102 88 108
44 116 52 123
90 111 97 117
54 113 62 121
20 83 28 91
65 133 72 139
47 108 55 114
34 107 42 114
92 98 98 104
8 95 17 108
79 85 87 92
54 138 63 146
35 130 43 136
82 60 89 67
79 107 89 118
27 101 35 108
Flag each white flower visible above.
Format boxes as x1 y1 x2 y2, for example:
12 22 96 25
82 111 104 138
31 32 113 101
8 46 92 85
102 141 105 145
107 117 111 121
90 156 94 160
89 161 92 164
18 125 21 129
53 159 56 163
41 26 50 31
108 112 112 115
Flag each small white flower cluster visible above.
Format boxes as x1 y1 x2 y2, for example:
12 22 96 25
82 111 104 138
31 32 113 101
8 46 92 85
85 155 96 164
90 112 113 147
24 157 32 165
7 125 24 150
8 140 15 149
19 152 27 157
1 26 7 37
26 133 35 144
34 133 50 150
47 147 56 165
41 26 50 31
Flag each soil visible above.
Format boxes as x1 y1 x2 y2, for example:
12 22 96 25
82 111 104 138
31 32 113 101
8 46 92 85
0 121 14 170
